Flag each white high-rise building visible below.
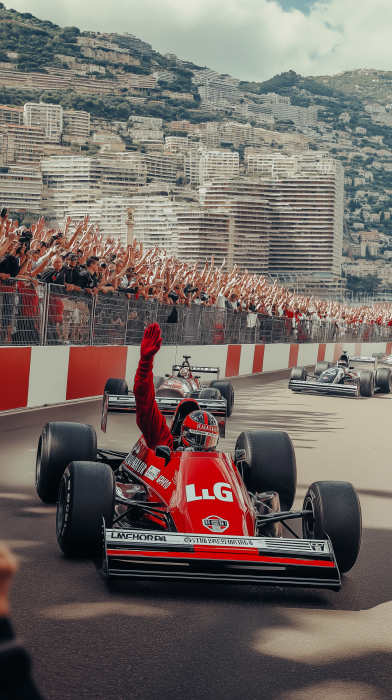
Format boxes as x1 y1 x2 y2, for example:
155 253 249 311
24 102 63 143
41 155 147 223
0 164 42 211
184 148 239 186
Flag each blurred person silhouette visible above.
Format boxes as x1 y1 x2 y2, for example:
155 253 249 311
0 543 44 699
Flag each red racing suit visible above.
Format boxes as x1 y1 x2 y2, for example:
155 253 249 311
133 358 174 451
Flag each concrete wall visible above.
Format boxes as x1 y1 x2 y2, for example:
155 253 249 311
1 340 391 412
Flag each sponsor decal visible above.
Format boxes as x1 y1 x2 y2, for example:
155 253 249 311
124 451 147 476
196 423 219 434
144 465 160 481
202 515 229 533
115 486 123 498
108 532 167 542
184 536 254 546
186 482 233 503
156 474 171 489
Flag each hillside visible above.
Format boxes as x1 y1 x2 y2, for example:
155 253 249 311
2 4 392 290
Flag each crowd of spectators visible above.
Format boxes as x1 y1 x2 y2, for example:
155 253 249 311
1 210 392 345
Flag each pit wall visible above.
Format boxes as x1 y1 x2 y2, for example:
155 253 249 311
1 340 391 413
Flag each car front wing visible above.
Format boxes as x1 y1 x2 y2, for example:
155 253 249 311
289 380 359 397
103 527 341 591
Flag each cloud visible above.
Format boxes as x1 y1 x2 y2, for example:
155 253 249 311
5 0 392 81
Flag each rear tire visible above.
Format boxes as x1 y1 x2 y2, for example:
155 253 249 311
359 370 374 397
210 380 234 417
104 377 128 395
153 376 165 391
290 366 307 381
36 422 97 503
376 367 392 394
56 461 115 557
302 481 362 574
199 387 220 400
235 430 296 511
314 361 332 376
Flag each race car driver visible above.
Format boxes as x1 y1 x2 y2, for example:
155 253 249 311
133 322 219 452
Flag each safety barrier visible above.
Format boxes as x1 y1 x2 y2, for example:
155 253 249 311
1 279 391 348
1 339 391 413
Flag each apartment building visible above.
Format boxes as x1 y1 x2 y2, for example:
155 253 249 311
62 110 90 144
198 155 344 276
103 33 152 56
165 136 190 153
24 103 63 143
128 129 163 142
0 105 23 126
41 156 147 222
64 196 137 245
132 116 163 129
220 121 253 148
255 101 318 128
199 181 271 273
0 131 14 165
120 74 157 91
184 148 239 186
0 124 44 164
152 71 175 83
162 91 194 101
0 164 42 211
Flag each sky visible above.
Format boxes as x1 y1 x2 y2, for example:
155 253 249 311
4 0 392 82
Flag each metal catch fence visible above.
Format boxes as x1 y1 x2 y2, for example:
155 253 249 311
1 280 392 348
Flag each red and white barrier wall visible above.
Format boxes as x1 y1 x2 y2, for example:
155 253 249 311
1 340 391 412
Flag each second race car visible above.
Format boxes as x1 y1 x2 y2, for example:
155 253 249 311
288 351 392 397
103 355 235 423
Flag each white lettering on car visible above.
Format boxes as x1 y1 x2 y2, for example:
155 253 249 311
186 483 233 502
156 475 171 489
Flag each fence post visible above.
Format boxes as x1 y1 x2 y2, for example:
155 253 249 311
89 294 96 346
41 284 49 346
123 296 130 346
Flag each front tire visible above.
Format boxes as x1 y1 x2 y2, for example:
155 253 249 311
314 361 332 376
104 377 128 395
360 370 374 397
210 380 234 417
235 430 296 511
36 422 97 503
290 366 307 381
302 481 362 574
376 367 392 394
56 461 115 557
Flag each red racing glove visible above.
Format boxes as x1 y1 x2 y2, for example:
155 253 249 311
140 322 162 361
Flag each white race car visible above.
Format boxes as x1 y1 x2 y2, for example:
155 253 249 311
289 351 392 397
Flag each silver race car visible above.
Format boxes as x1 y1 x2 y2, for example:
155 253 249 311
289 351 392 397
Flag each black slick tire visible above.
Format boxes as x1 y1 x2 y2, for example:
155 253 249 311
302 481 362 574
153 376 165 391
210 380 234 417
359 370 374 397
56 461 115 557
314 361 332 376
199 387 220 400
375 367 392 394
36 422 97 503
290 366 307 381
104 378 128 395
235 430 296 511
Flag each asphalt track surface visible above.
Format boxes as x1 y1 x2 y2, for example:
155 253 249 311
1 369 392 700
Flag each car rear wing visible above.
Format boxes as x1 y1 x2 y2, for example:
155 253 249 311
289 380 359 397
103 526 341 591
172 365 220 378
101 392 227 436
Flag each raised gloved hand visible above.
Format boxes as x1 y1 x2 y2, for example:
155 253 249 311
140 322 162 361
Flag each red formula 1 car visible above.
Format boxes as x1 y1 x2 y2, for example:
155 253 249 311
35 398 362 591
103 355 234 429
